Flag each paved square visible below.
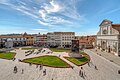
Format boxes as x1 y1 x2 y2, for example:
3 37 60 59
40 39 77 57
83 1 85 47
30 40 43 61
0 48 120 80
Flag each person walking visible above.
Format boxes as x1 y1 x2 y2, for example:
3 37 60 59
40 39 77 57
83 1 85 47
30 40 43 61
43 69 46 76
36 64 38 68
29 63 32 66
79 69 82 76
44 69 46 75
39 65 42 70
13 66 17 73
21 69 24 74
59 55 61 57
95 65 98 70
71 66 74 69
88 61 90 67
13 58 16 61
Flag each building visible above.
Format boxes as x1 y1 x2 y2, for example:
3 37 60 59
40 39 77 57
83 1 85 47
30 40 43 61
79 36 96 49
0 34 26 48
22 32 35 46
0 32 75 49
97 19 120 56
34 34 47 47
47 32 75 48
0 32 35 48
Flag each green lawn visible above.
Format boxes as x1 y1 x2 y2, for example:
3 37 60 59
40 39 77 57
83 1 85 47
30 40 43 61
22 56 71 68
65 52 90 66
50 48 70 52
22 48 37 50
80 51 87 55
0 52 16 60
65 57 89 66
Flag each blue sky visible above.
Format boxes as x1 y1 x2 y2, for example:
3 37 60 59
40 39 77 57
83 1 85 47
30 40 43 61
0 0 120 35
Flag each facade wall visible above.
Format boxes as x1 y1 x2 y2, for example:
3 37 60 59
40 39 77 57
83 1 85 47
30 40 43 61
97 20 120 56
47 32 75 48
34 34 47 47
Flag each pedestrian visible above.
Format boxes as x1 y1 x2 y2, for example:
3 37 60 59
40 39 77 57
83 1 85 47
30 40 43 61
13 66 17 73
29 63 32 66
59 55 61 57
81 71 84 78
90 60 93 66
83 71 86 78
21 69 24 74
13 58 16 61
43 70 45 76
18 59 21 62
81 66 83 70
95 65 98 70
36 64 38 68
79 70 82 76
44 69 46 75
39 65 42 70
88 61 90 67
71 66 74 69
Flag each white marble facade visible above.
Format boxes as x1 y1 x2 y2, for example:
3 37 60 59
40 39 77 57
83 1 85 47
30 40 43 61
97 20 120 56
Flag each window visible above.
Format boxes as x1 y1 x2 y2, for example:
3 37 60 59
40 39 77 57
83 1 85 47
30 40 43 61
103 29 107 34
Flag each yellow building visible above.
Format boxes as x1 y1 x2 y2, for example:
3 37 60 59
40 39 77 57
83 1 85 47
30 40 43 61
22 32 35 46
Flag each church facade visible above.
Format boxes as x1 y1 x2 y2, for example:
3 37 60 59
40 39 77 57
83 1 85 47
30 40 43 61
97 19 120 56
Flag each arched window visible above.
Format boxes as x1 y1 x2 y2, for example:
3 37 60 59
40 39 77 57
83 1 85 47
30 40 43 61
103 29 107 34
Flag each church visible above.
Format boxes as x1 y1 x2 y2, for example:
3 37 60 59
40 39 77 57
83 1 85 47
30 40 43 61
97 19 120 56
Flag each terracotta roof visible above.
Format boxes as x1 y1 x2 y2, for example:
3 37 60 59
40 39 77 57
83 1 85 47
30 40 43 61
79 35 96 43
79 39 89 43
112 24 120 27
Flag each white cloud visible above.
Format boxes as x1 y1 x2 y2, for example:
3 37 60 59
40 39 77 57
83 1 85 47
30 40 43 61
38 20 49 26
0 0 84 26
32 28 47 31
47 0 61 13
0 0 9 4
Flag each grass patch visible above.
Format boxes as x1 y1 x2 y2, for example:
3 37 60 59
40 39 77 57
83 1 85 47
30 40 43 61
0 52 16 60
50 48 70 52
22 48 37 50
80 51 88 55
22 56 71 68
65 57 89 66
65 52 90 66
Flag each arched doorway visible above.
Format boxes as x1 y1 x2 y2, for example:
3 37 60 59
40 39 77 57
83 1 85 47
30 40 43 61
102 41 106 51
108 46 111 53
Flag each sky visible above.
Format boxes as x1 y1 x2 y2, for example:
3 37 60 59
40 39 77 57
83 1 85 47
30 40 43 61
0 0 120 36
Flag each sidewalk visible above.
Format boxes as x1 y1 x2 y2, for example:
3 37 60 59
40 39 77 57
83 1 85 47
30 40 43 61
90 49 120 66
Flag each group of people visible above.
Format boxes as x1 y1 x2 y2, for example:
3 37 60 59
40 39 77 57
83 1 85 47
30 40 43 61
88 60 98 70
78 60 98 79
35 64 47 76
35 64 43 70
13 66 24 74
13 64 45 74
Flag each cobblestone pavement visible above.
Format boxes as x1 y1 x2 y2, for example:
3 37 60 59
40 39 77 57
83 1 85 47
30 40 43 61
0 48 120 80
